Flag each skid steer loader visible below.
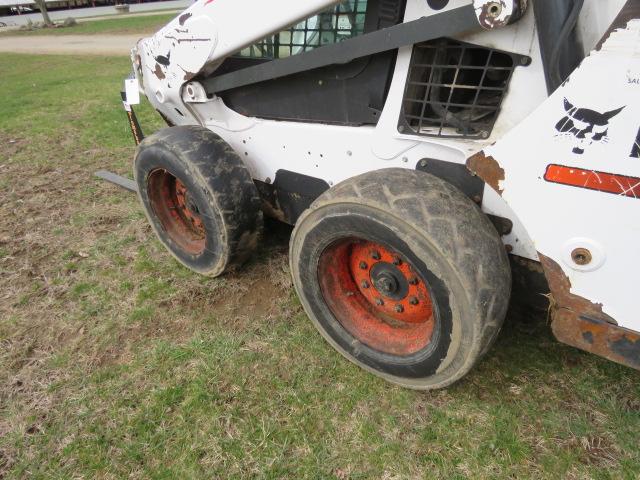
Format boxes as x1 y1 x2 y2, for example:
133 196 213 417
117 0 640 389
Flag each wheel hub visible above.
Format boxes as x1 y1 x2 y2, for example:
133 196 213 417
147 169 206 255
318 238 436 356
370 263 408 300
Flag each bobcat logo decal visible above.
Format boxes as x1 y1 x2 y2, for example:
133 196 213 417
555 98 625 155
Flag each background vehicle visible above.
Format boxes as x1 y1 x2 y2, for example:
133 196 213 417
10 5 33 13
117 0 640 389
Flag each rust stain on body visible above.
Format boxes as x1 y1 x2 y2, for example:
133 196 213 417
552 310 640 370
538 254 614 324
154 63 166 80
539 253 639 370
467 151 505 195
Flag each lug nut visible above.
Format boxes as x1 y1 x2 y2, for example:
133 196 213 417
409 297 419 306
361 280 370 289
359 261 368 270
392 256 402 266
409 277 419 285
375 298 384 306
371 251 381 261
395 304 404 313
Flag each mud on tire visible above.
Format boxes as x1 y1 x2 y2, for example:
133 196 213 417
289 168 511 389
134 126 262 277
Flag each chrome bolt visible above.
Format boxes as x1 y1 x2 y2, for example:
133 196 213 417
409 277 419 286
359 261 368 270
409 297 419 306
392 256 402 266
375 298 384 306
361 280 370 289
371 251 381 261
395 304 404 313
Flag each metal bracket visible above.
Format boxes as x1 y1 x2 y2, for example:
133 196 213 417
473 0 528 30
95 170 138 193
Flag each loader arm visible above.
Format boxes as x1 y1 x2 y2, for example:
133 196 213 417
131 0 529 129
132 0 341 126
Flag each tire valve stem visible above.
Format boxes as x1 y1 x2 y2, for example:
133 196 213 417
395 304 404 313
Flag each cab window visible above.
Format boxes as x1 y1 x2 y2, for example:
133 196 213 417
237 0 369 59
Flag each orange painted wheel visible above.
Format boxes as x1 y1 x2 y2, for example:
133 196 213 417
147 169 206 256
318 239 436 356
290 169 512 389
135 126 262 277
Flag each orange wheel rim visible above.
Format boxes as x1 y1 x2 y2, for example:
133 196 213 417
318 239 436 356
147 169 206 255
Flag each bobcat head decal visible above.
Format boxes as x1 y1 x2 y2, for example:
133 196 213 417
555 98 625 155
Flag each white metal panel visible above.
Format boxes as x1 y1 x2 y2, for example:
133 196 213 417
480 21 640 330
578 0 627 55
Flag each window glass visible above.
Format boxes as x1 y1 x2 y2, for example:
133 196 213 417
236 0 368 59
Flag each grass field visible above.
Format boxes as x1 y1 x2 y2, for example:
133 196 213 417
0 12 175 36
0 53 639 479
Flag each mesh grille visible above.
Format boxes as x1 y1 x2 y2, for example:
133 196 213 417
237 0 369 60
400 39 517 139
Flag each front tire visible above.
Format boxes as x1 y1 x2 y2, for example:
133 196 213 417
290 169 511 389
134 126 262 277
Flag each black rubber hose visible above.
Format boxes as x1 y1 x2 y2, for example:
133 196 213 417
549 0 584 89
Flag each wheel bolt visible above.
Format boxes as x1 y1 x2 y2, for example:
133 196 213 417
371 251 381 261
375 298 384 306
359 261 368 270
409 297 419 306
361 280 370 289
393 256 402 266
395 304 404 313
409 277 419 285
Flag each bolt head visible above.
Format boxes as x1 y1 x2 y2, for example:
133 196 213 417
409 297 419 306
571 248 592 266
361 280 370 289
392 256 402 266
371 251 381 261
375 298 384 306
395 304 404 313
359 261 368 270
409 277 419 286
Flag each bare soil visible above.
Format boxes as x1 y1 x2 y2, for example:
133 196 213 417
0 34 141 55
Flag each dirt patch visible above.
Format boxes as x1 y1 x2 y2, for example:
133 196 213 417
0 34 141 55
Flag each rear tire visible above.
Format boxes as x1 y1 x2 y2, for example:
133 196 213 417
290 168 511 389
134 126 262 276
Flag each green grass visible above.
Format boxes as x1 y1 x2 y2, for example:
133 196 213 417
0 53 639 479
0 12 175 36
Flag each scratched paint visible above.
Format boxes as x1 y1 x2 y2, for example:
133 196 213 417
544 164 640 200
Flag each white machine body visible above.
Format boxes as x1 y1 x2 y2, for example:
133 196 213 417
128 0 640 365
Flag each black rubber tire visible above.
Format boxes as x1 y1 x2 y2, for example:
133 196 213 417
134 126 262 276
290 168 511 389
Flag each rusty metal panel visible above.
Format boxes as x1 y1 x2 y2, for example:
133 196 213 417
552 309 640 370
